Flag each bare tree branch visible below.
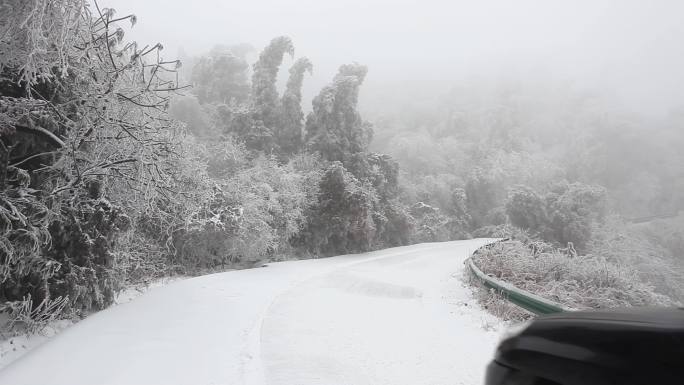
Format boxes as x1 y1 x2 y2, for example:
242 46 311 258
15 125 65 148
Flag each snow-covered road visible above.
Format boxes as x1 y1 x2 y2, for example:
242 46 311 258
0 239 503 385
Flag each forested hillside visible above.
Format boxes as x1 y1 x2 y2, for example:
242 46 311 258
367 81 684 309
0 1 422 331
1 0 683 334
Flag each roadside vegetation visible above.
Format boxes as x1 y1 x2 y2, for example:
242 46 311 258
469 231 680 320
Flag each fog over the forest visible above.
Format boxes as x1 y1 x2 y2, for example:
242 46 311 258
108 0 684 117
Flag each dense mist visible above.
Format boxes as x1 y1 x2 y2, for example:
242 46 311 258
109 0 684 116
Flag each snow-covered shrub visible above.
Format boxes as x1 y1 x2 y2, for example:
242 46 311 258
0 295 69 335
1 184 131 323
170 155 320 268
465 275 530 321
588 218 684 302
1 0 189 329
471 223 533 243
471 239 676 315
45 195 130 313
0 179 53 309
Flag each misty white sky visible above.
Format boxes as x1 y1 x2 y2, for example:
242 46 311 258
104 0 684 116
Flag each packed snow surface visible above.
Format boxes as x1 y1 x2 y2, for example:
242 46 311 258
0 239 503 385
0 276 186 370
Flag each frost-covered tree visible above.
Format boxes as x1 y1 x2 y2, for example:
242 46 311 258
506 185 547 232
545 182 607 251
190 45 251 104
410 202 451 242
504 182 607 250
302 162 377 256
251 36 294 129
277 57 312 154
215 36 294 152
169 95 213 137
305 63 373 164
347 152 399 201
1 0 190 320
377 199 415 247
0 0 90 88
465 169 506 228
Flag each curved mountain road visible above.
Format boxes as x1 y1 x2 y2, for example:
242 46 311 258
0 239 502 385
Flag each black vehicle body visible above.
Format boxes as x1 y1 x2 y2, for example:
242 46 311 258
486 307 684 385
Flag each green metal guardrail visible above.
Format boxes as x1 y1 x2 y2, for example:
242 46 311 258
466 251 568 315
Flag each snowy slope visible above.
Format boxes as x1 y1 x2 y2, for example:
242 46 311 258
0 239 503 385
0 277 186 370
